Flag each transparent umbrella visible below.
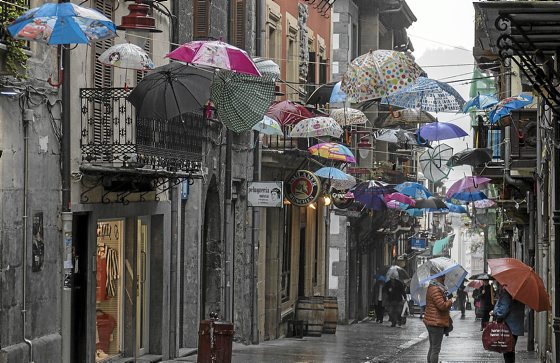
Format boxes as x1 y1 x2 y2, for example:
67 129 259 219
419 144 453 183
410 257 468 306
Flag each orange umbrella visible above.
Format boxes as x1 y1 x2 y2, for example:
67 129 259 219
488 258 551 312
466 280 483 289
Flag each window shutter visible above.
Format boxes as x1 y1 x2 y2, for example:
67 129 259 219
92 0 114 88
193 0 210 40
230 0 246 49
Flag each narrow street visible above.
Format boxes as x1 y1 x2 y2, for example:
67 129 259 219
169 310 538 363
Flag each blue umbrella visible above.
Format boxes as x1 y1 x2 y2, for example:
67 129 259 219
444 202 468 213
418 122 468 142
405 208 425 217
8 3 116 45
488 94 533 124
451 190 487 202
329 81 347 104
395 182 432 199
462 93 499 113
314 167 351 180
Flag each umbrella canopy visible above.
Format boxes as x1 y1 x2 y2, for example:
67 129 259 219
446 176 492 197
405 208 425 217
444 202 467 214
211 72 276 133
394 182 432 199
8 2 116 45
127 63 212 120
469 273 494 281
329 174 357 191
166 40 261 76
341 49 424 102
330 108 368 126
352 180 394 210
290 117 343 138
266 100 314 126
418 122 468 141
99 43 155 70
489 94 534 124
314 167 351 180
386 200 409 209
413 197 447 210
382 77 466 113
410 257 468 306
382 108 436 127
307 81 347 105
386 265 410 281
447 148 493 167
374 128 429 148
474 199 497 209
488 258 551 312
252 57 280 78
451 190 487 202
419 144 453 182
463 93 499 113
465 279 484 291
252 116 283 136
384 192 415 206
308 142 356 163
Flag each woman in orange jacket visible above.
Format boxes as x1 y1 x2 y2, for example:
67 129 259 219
423 274 453 363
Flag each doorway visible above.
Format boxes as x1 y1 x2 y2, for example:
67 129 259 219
136 217 150 356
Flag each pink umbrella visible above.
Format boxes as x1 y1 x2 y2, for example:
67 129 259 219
474 199 496 209
166 40 261 77
384 192 416 206
386 200 408 210
446 176 491 198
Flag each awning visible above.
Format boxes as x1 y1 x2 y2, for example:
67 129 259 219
432 235 454 256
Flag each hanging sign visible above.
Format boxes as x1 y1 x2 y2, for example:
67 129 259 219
285 170 321 206
410 237 427 250
332 189 354 209
248 181 283 207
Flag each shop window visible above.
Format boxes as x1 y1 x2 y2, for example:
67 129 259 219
281 206 292 302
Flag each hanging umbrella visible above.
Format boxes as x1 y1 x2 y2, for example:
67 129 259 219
463 93 499 113
252 57 280 78
447 148 493 167
444 202 468 214
382 108 436 127
127 63 213 120
412 197 447 210
252 116 283 136
308 142 356 163
373 128 428 148
98 43 155 70
446 176 492 197
330 108 368 126
211 72 276 133
488 94 534 125
386 265 410 281
354 193 387 211
290 117 343 138
266 100 314 126
394 182 432 199
387 200 409 209
307 81 347 105
451 190 487 202
382 77 466 113
384 192 416 206
418 122 468 141
410 257 468 306
419 144 453 183
330 174 357 191
474 199 497 209
8 2 116 45
166 39 261 76
315 167 356 190
352 180 394 210
488 258 551 312
341 49 424 102
405 208 425 217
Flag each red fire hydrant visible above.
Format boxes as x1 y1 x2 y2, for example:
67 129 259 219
197 312 234 363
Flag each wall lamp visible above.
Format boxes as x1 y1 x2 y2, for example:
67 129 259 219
117 0 164 48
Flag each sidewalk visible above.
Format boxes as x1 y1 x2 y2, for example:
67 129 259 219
168 309 539 362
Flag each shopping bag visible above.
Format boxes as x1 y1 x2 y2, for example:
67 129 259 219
481 321 515 353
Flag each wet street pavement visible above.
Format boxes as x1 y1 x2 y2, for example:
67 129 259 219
170 309 539 362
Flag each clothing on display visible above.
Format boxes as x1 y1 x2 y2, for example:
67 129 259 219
96 311 116 353
96 244 119 301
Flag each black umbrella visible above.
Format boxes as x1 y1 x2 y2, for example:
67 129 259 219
306 82 338 106
447 148 493 167
469 273 494 280
412 197 447 210
127 62 213 120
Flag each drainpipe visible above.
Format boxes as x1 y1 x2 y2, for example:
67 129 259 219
256 0 266 56
251 131 260 344
553 102 560 361
527 189 534 351
22 108 33 363
223 130 232 322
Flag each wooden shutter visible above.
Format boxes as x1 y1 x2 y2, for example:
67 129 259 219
230 0 246 49
193 0 210 40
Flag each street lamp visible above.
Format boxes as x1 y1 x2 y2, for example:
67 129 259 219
117 0 162 48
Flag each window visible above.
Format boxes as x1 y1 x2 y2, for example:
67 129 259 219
230 0 246 49
306 52 316 101
193 0 210 40
281 206 292 302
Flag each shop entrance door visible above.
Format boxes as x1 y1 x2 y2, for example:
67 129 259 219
136 217 150 356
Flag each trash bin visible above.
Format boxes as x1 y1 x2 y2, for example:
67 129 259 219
197 312 234 363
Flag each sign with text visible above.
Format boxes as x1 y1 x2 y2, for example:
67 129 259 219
410 237 427 250
248 181 283 208
285 170 321 206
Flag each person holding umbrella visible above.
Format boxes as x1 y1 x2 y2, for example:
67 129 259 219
423 274 453 363
383 274 407 327
490 282 525 363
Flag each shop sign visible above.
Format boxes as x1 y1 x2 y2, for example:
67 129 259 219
332 190 354 209
248 181 283 207
285 170 321 206
410 237 427 250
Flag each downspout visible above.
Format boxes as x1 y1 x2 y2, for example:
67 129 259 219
527 189 534 351
257 0 266 56
251 131 260 344
224 129 232 322
554 48 560 363
22 108 33 362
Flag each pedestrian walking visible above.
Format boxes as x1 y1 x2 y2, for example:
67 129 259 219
373 275 385 323
456 282 467 319
423 274 453 363
491 283 525 363
383 276 406 327
478 280 494 330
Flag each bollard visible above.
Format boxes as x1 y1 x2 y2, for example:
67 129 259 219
197 312 234 363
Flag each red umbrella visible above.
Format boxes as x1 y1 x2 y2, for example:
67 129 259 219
266 100 314 126
466 280 483 289
488 258 551 312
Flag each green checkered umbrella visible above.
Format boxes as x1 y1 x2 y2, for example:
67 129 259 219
211 71 276 133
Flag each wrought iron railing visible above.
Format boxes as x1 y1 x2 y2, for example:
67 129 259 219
80 87 203 174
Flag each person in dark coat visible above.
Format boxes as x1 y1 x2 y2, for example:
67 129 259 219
456 283 467 319
491 283 525 363
478 280 494 330
373 275 386 323
383 277 406 327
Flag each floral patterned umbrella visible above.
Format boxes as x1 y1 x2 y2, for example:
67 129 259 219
308 142 356 163
99 43 155 70
341 49 424 103
290 117 344 138
330 108 368 126
474 199 497 209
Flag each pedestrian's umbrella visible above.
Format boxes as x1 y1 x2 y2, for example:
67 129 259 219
252 57 280 78
308 142 356 163
451 190 487 202
211 72 276 133
446 176 491 197
447 148 493 167
252 116 283 136
419 144 453 182
488 258 551 312
394 181 432 199
412 197 447 210
386 265 410 281
374 128 429 148
463 93 499 113
465 279 484 292
488 94 533 125
382 77 466 113
290 117 344 138
418 122 468 142
8 2 117 45
266 100 314 126
341 49 424 102
474 199 497 209
469 273 493 280
166 40 261 77
382 108 436 127
307 81 347 105
330 108 367 126
384 192 415 206
410 257 468 306
99 43 155 70
127 63 213 120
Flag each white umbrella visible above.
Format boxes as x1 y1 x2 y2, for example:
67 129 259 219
330 108 368 126
419 144 453 183
289 117 343 138
99 43 155 70
410 257 467 306
252 115 283 136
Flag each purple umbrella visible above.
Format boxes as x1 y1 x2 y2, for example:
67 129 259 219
418 122 468 141
352 180 394 210
446 176 491 197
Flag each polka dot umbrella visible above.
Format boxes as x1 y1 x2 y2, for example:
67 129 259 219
289 117 344 138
